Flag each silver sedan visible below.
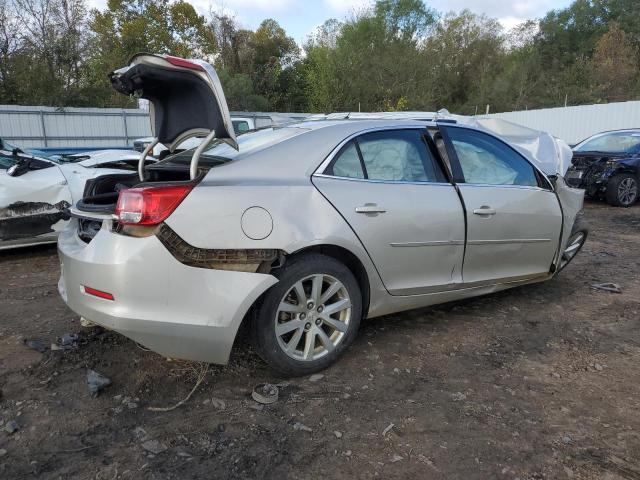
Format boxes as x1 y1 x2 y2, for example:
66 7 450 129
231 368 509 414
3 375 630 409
58 55 587 375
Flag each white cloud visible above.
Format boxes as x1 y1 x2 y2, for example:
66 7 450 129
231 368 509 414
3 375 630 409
429 0 566 29
213 0 294 11
323 0 371 14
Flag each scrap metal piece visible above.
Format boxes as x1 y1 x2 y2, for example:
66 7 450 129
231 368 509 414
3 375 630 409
591 283 622 293
252 383 279 404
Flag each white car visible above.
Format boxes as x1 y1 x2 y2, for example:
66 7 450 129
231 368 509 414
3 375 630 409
0 149 153 249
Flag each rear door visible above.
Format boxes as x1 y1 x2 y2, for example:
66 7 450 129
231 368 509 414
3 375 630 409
313 128 466 296
441 126 562 284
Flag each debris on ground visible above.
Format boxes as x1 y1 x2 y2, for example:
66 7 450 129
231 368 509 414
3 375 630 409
5 420 19 434
451 392 467 402
293 422 312 432
86 369 112 397
58 333 79 348
24 339 47 353
334 431 343 439
382 423 395 436
390 454 404 463
79 317 96 328
141 439 168 455
308 373 324 382
0 448 7 456
251 383 279 404
148 362 209 412
211 398 226 410
132 427 148 441
591 282 622 293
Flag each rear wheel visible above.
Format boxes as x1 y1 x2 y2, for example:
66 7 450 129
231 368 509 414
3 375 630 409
251 253 362 376
606 174 638 207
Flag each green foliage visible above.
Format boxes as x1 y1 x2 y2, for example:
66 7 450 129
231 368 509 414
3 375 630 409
0 0 639 112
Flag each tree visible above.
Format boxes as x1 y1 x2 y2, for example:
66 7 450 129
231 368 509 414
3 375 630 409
87 0 216 106
591 23 639 102
425 10 504 113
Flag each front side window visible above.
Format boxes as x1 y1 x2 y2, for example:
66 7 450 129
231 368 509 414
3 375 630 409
326 129 443 183
446 127 539 187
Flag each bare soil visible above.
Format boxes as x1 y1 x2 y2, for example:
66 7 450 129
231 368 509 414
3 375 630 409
1 201 639 480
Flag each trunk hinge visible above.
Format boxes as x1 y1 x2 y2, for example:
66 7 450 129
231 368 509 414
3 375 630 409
138 138 159 181
190 130 217 180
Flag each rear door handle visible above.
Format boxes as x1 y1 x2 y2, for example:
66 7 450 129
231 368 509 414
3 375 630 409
473 207 496 216
355 204 387 214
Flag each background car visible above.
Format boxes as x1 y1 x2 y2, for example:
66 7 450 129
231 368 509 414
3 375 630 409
0 148 151 249
565 129 640 206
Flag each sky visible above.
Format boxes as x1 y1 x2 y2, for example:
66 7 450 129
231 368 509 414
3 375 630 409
86 0 574 44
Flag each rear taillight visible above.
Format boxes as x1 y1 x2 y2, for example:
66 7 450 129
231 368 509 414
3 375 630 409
115 185 193 226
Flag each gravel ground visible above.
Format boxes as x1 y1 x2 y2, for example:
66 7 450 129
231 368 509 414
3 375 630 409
0 201 639 480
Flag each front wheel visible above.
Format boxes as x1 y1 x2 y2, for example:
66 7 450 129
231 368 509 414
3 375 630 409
251 253 362 376
606 174 638 207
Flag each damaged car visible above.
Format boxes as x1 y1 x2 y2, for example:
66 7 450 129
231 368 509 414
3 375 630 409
0 148 154 249
57 54 588 375
565 129 640 207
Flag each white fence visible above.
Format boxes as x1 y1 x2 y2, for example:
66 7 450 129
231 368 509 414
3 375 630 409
0 105 309 149
3 101 639 149
488 101 640 145
0 105 151 148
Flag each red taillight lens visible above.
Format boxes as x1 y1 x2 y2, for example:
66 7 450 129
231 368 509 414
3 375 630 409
163 55 204 71
115 185 193 226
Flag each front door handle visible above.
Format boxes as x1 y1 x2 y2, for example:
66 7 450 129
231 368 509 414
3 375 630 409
355 203 387 214
473 206 496 216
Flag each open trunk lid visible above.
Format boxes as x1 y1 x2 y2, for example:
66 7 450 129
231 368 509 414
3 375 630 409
109 54 238 152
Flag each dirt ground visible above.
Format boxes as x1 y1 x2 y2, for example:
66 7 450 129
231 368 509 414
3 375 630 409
1 201 639 480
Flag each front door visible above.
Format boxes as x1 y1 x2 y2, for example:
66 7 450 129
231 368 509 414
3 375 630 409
441 126 563 284
313 128 466 295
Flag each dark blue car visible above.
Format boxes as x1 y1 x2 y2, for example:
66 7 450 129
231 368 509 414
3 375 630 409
566 129 640 207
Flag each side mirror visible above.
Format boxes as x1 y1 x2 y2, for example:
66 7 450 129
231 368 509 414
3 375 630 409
7 159 31 177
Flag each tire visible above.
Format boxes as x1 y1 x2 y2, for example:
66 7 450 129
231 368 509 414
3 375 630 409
251 253 362 376
606 173 638 207
557 213 589 273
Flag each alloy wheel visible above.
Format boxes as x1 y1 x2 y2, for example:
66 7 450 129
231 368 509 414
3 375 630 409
617 177 638 206
275 274 352 361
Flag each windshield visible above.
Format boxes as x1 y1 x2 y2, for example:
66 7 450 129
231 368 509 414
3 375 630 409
159 127 305 166
575 131 640 154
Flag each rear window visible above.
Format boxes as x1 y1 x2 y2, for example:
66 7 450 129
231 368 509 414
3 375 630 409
159 127 304 166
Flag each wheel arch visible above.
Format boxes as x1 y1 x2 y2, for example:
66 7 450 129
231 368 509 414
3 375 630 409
285 244 371 319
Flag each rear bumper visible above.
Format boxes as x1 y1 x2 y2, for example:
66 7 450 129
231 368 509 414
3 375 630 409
57 222 278 364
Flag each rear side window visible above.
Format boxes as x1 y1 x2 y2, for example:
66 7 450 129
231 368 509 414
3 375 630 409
327 129 444 183
331 142 364 179
446 127 539 187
